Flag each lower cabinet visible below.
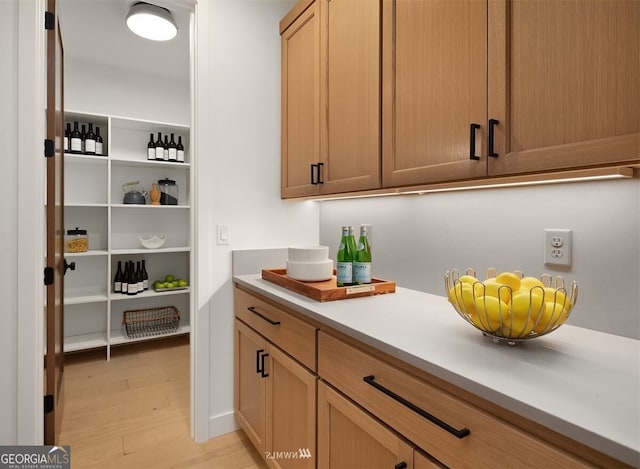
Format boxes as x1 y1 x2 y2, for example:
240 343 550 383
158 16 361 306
318 380 442 469
235 318 317 468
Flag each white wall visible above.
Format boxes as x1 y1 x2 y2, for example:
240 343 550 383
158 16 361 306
65 58 189 124
194 0 318 437
319 178 640 339
0 0 19 444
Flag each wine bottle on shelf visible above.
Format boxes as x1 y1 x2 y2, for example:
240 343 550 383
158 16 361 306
127 261 138 296
177 136 185 163
141 260 149 290
113 261 123 293
336 226 354 287
121 262 129 295
168 133 177 162
64 123 71 152
70 121 82 154
95 127 103 155
155 132 164 160
163 135 169 161
85 123 96 154
81 124 87 153
353 225 372 284
147 133 155 160
136 261 143 293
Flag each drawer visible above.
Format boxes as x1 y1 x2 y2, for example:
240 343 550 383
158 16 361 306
318 331 587 469
235 286 317 371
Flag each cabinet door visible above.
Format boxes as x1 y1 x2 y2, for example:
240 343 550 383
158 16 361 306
382 0 488 187
235 319 268 454
488 0 640 175
318 381 415 469
320 0 381 194
281 2 321 198
267 344 317 469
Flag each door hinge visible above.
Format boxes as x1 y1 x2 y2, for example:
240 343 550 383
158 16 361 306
44 394 54 414
44 267 54 286
44 11 55 30
44 139 54 157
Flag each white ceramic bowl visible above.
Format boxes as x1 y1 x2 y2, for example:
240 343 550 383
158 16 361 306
286 259 333 282
139 234 167 249
288 246 329 263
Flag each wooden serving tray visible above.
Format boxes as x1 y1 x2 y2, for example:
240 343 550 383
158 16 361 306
261 268 396 302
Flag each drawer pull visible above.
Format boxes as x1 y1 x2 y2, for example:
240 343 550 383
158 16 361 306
469 123 481 160
488 118 499 157
247 306 281 326
256 349 269 378
363 375 471 439
394 463 407 469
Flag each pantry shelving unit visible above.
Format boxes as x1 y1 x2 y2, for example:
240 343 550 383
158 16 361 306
63 110 192 359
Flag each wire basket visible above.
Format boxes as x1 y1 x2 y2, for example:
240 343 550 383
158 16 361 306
445 268 578 345
122 306 181 339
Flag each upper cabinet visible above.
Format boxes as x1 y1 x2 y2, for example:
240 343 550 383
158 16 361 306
280 0 639 199
487 0 640 176
382 0 488 186
281 0 381 198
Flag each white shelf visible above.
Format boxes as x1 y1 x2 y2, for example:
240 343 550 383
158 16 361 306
65 294 109 305
110 204 190 209
64 332 108 352
64 250 109 257
62 111 193 360
109 325 190 346
110 287 190 301
110 158 190 169
111 247 190 255
65 153 109 164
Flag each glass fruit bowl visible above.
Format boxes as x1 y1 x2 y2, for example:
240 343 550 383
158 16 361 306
444 268 578 345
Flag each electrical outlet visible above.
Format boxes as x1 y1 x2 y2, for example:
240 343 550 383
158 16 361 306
544 229 572 267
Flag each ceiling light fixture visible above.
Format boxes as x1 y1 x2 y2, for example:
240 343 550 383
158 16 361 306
126 2 178 41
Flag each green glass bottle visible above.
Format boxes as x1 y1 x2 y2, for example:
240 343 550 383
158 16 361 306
336 226 354 286
354 225 372 284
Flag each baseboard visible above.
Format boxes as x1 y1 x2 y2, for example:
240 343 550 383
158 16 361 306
208 410 239 438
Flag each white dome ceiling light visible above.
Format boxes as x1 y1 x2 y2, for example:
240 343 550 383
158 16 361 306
126 2 178 41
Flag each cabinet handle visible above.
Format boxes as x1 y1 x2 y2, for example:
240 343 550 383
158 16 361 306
363 375 471 439
256 348 265 374
247 306 281 326
260 352 269 378
310 163 318 185
488 118 499 157
394 463 408 469
469 123 481 160
317 162 324 184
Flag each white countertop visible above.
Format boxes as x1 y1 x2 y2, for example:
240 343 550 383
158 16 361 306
234 274 640 467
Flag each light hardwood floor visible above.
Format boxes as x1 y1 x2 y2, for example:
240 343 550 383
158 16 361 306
59 335 268 469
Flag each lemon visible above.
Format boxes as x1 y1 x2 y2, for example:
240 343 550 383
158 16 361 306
533 301 568 333
474 295 509 331
474 278 512 304
448 283 476 315
501 314 535 338
496 271 521 291
543 287 572 309
520 276 545 290
459 275 479 286
510 291 546 321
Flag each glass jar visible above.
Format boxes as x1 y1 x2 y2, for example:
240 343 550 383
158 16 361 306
65 227 88 253
158 178 178 205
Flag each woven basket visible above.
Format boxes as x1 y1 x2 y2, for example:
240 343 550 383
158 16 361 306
122 306 180 339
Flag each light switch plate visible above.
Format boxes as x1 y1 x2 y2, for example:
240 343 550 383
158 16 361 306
216 224 230 245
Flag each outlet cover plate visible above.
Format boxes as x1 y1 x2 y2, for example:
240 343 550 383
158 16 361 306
544 229 572 267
